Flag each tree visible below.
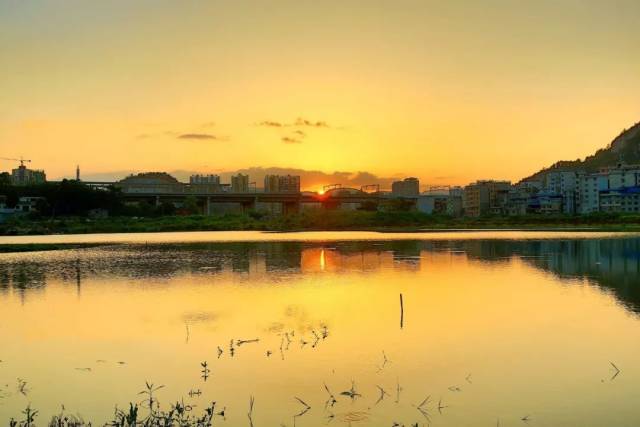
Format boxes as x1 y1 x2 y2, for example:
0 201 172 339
183 196 200 215
0 172 11 186
158 201 176 216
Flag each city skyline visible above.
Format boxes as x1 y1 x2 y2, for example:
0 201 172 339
2 1 639 188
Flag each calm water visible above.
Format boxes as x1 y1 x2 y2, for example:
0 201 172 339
1 231 640 426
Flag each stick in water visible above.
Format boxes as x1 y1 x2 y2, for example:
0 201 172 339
400 293 404 329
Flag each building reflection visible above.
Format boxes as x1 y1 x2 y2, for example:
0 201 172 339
1 238 639 312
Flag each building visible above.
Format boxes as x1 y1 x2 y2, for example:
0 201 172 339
447 187 464 217
603 163 640 189
463 180 511 216
417 194 448 214
189 174 224 193
263 175 279 192
532 192 563 215
231 174 250 193
576 164 640 214
544 171 579 214
516 180 543 192
263 175 301 193
506 190 529 216
11 164 46 186
599 187 640 213
417 187 463 216
278 175 300 193
117 172 184 194
578 172 608 214
391 178 419 197
190 174 220 185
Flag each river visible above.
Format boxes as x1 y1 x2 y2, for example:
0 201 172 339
1 231 639 426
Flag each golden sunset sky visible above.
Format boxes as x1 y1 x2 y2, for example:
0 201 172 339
1 0 639 189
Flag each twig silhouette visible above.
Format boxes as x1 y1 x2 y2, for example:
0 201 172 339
200 361 210 381
413 395 431 420
437 397 448 413
323 383 337 408
375 385 389 405
377 351 392 372
293 396 311 420
17 378 29 396
395 378 402 404
610 361 621 381
340 380 361 401
138 381 164 411
321 326 329 339
248 396 255 427
311 330 321 348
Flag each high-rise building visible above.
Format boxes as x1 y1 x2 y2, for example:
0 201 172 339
11 164 46 186
463 180 511 216
278 175 300 193
544 171 579 213
391 177 419 196
264 175 280 192
263 175 301 193
190 174 221 185
231 174 250 192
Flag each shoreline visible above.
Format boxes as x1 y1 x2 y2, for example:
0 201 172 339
2 227 639 253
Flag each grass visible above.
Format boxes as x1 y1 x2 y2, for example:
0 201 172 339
0 243 107 253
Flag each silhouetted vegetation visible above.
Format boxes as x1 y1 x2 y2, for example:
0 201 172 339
3 209 640 237
0 180 123 217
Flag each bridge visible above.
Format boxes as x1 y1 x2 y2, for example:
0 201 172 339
77 182 417 214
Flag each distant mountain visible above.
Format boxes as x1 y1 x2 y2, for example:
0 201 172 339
523 121 640 182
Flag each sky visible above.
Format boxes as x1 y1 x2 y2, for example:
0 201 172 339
1 0 639 190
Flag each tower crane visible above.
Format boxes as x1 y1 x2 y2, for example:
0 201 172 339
0 157 32 167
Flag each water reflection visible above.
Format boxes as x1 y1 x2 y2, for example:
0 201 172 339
2 235 640 426
2 238 640 313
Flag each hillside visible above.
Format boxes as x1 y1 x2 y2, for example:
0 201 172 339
524 121 640 182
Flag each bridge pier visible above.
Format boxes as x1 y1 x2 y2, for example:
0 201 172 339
321 200 339 210
241 197 257 213
282 201 300 215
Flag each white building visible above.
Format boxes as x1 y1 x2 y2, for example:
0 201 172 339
576 164 640 214
544 171 579 214
604 164 640 189
578 173 608 214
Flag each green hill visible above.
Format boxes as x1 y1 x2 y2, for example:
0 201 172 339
524 121 640 182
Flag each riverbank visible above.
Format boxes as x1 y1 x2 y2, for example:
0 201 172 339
2 210 640 237
0 242 107 253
